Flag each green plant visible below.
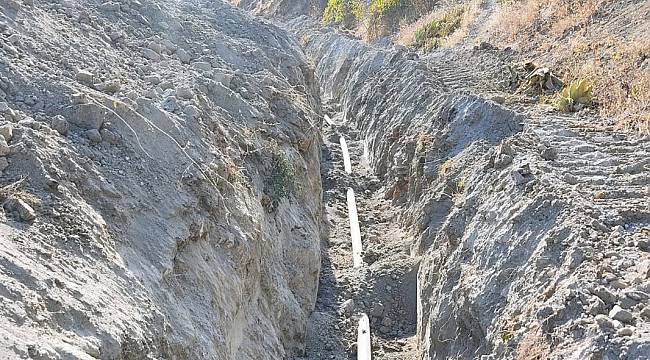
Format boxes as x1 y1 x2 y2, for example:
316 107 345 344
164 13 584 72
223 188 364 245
412 133 433 175
323 0 364 24
554 79 593 112
501 329 514 343
368 0 402 16
264 153 295 211
412 7 465 51
455 179 465 193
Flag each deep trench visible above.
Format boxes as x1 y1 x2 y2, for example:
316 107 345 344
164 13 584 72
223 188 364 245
297 109 420 360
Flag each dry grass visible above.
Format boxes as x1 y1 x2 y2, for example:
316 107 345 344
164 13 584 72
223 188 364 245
438 158 454 178
396 1 480 48
488 0 650 134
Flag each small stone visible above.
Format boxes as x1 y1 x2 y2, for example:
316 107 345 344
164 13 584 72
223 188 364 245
84 129 102 144
0 124 12 142
611 279 629 291
191 61 212 72
147 42 163 54
587 296 606 315
109 31 122 42
184 105 199 118
590 219 609 232
0 157 8 171
177 48 191 64
71 93 88 105
100 2 120 11
72 104 105 129
144 75 161 85
594 314 616 328
50 115 69 135
97 79 121 94
563 172 578 185
592 286 617 305
7 34 20 45
0 102 15 121
609 305 635 324
0 138 9 156
624 289 649 302
537 144 557 161
24 95 37 106
637 239 650 251
478 41 496 50
616 327 634 336
637 260 650 279
176 86 193 99
4 198 36 221
162 96 177 111
381 317 393 326
159 81 174 90
536 305 554 319
511 169 530 185
214 72 233 87
75 69 94 84
143 48 160 61
100 128 119 144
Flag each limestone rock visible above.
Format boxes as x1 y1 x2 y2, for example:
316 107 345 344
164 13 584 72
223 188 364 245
0 123 12 142
4 198 36 221
75 69 94 84
84 129 102 144
609 305 635 324
50 115 69 135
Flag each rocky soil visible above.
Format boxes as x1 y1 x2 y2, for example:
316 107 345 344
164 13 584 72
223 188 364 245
0 0 323 358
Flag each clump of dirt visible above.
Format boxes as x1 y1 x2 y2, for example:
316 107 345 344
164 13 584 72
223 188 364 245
0 0 323 358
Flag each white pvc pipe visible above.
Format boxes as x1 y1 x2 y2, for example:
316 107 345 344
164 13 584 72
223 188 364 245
324 114 337 126
357 313 371 360
347 188 363 268
340 136 352 174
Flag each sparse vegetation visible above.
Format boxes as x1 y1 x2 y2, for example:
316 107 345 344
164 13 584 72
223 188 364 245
322 0 441 39
554 79 593 112
489 0 650 134
322 0 363 26
264 153 295 211
413 133 433 175
438 159 453 178
411 6 465 51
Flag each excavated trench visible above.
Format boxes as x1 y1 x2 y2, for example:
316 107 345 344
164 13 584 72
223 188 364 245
289 16 650 360
1 1 649 359
299 109 420 359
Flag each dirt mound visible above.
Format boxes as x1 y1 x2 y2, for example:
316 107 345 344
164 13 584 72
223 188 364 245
0 0 322 358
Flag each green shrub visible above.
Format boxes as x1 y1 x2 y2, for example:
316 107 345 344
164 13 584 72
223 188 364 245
412 7 465 51
264 153 295 211
323 0 364 24
554 79 593 112
368 0 403 16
